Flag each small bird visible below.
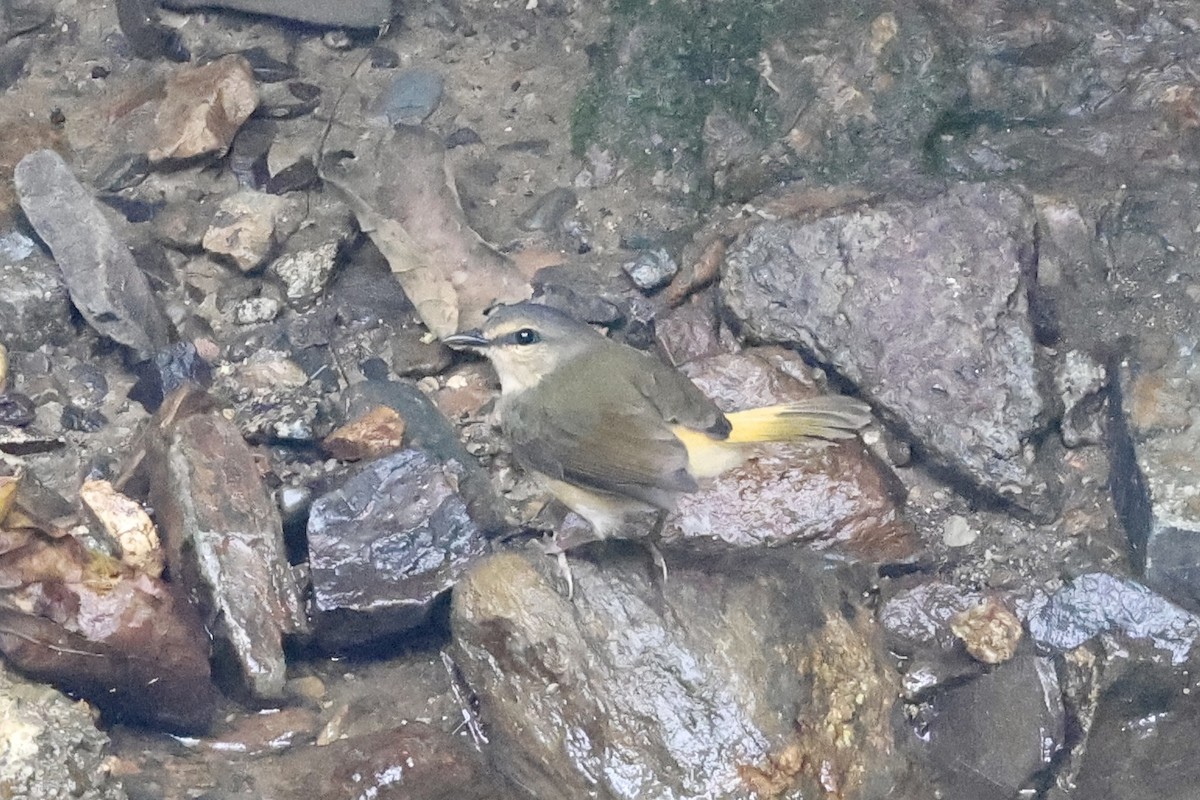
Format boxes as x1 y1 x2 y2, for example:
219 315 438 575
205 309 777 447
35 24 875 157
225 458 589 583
443 302 871 595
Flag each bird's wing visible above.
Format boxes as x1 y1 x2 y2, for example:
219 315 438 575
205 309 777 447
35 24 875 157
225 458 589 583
630 350 731 438
503 371 697 508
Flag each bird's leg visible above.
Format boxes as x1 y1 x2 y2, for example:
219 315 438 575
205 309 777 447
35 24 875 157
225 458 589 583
538 512 602 599
646 510 669 585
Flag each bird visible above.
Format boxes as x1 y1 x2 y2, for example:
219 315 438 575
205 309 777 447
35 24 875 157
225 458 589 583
443 302 872 596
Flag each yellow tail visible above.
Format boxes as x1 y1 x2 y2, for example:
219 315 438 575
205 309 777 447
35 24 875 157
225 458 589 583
672 396 871 479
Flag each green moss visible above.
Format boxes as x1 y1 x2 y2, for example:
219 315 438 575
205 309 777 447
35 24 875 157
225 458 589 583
570 0 784 165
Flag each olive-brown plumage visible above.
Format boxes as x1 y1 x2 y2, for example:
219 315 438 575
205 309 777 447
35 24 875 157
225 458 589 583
444 302 871 551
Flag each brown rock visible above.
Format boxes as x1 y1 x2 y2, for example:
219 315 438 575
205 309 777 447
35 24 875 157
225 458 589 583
202 190 293 271
150 55 260 162
323 405 407 461
663 348 914 561
950 597 1023 665
150 408 308 699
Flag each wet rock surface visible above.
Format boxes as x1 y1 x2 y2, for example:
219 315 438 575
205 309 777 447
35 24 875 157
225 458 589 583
0 0 1198 797
722 184 1050 515
0 662 127 800
148 407 308 699
308 448 487 651
452 548 932 800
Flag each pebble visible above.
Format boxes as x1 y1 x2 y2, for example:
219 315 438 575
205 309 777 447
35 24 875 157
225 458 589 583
0 392 35 427
371 69 445 125
234 296 282 324
517 187 577 232
942 514 978 547
622 247 678 292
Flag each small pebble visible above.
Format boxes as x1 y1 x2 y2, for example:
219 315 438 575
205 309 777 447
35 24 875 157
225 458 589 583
0 393 36 427
942 514 978 547
622 247 678 292
517 187 576 232
235 297 282 325
322 30 352 50
61 404 107 433
371 69 445 125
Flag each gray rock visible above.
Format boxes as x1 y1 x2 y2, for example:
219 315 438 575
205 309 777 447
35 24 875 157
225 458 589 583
1073 664 1200 800
722 183 1050 513
341 379 502 532
1056 349 1107 448
1029 572 1200 665
160 0 392 28
622 247 678 292
1111 342 1200 612
308 449 487 650
924 654 1064 800
370 69 444 125
150 411 309 699
14 150 170 360
0 664 127 800
516 187 577 232
452 548 933 800
0 248 73 351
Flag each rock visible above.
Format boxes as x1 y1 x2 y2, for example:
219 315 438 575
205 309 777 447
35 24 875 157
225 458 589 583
1029 572 1200 665
941 514 976 547
0 534 219 733
233 295 281 324
0 245 72 351
662 348 915 561
0 663 128 800
516 187 577 232
216 350 324 443
307 449 487 650
370 69 445 125
14 150 171 360
622 246 677 292
261 724 498 800
0 391 35 427
325 248 451 378
149 410 308 699
1112 342 1200 611
922 654 1064 800
162 0 393 28
269 207 354 308
722 184 1050 515
653 292 726 366
1056 349 1107 448
79 478 164 578
948 597 1022 664
115 0 188 62
150 55 259 162
202 190 296 271
322 405 406 461
452 548 933 799
1073 664 1200 800
128 341 213 412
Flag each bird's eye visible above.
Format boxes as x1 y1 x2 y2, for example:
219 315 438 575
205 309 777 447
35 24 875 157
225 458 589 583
514 328 540 345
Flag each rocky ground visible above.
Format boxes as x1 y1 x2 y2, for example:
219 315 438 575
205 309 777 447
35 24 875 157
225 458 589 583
1 0 1200 798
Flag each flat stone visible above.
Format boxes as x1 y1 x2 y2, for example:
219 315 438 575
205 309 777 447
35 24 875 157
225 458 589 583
308 448 487 651
722 184 1050 514
161 0 393 27
150 55 259 162
1112 339 1200 611
149 410 308 699
924 654 1064 800
14 150 170 359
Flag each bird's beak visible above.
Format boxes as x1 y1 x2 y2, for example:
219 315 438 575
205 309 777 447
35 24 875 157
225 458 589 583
442 329 490 349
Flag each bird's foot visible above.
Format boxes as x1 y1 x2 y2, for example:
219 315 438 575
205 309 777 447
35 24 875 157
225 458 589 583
537 533 576 599
647 542 668 585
